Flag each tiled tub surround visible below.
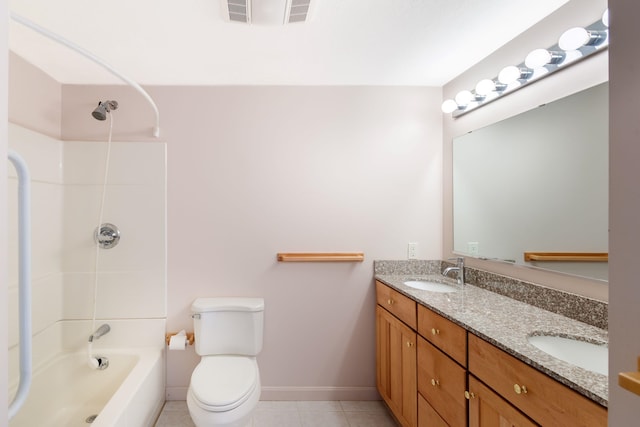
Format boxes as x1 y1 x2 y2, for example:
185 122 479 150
373 260 608 407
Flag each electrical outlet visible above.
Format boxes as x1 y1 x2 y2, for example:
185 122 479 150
467 242 479 256
407 242 418 260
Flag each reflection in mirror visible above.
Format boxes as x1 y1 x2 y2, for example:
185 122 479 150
453 82 608 281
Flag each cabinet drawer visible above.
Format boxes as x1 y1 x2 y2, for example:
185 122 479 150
376 281 416 329
418 304 467 367
418 393 448 427
468 334 606 427
418 336 466 427
468 375 538 427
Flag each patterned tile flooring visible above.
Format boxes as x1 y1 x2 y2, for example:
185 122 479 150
154 400 399 427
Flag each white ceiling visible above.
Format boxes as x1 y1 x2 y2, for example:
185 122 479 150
8 0 569 86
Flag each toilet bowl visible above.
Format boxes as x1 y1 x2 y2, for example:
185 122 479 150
187 356 260 427
186 297 264 427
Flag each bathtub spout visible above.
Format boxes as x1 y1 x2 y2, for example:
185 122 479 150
88 324 111 342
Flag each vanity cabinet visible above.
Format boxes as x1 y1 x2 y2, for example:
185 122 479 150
468 334 606 427
375 281 607 427
376 282 417 427
417 305 467 427
418 393 448 427
417 336 466 426
417 305 466 366
467 375 537 427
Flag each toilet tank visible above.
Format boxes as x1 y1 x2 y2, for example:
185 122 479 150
191 297 264 356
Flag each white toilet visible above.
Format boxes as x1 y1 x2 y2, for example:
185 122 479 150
187 297 264 427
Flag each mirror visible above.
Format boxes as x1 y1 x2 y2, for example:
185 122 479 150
453 82 608 281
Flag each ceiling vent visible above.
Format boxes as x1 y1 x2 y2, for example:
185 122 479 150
223 0 315 25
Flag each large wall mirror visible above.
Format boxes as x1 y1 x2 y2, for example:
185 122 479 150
453 82 608 282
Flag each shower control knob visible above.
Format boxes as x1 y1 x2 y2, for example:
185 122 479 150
94 223 121 249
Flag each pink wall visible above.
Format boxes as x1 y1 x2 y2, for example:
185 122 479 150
8 53 61 138
62 84 443 399
608 0 640 423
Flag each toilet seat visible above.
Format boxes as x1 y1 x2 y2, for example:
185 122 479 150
190 356 258 412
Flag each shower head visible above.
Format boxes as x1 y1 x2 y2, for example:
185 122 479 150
92 100 118 121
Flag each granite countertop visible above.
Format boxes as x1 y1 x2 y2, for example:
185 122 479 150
375 274 608 407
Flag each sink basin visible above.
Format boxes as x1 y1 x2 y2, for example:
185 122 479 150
527 334 608 375
403 280 458 293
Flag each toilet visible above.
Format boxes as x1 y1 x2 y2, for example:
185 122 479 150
187 297 264 427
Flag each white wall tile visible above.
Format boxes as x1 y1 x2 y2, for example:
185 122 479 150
7 274 63 347
62 184 165 272
8 124 63 184
60 319 166 351
7 182 63 286
64 141 166 186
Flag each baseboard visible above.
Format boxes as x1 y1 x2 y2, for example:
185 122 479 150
260 386 380 401
166 386 381 402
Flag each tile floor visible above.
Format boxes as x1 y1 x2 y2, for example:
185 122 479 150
154 400 399 427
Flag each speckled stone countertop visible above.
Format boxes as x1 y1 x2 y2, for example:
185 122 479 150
375 274 608 407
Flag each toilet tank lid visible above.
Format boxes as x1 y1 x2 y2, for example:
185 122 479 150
192 297 264 313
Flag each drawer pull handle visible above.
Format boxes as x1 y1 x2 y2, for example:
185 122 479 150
406 341 414 348
431 379 440 387
464 391 476 400
431 328 440 335
513 384 528 395
387 299 394 305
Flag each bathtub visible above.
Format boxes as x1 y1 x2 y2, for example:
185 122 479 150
9 347 164 427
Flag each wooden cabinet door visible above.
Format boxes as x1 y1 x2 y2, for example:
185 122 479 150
468 376 538 427
377 305 417 427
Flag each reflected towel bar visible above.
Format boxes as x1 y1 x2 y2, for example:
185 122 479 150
619 357 640 396
277 252 365 262
524 252 608 262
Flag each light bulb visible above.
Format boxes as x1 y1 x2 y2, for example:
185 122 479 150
559 27 607 50
559 27 590 50
525 49 564 68
475 79 496 96
441 99 458 114
602 9 609 27
455 90 474 107
525 49 551 68
498 66 521 84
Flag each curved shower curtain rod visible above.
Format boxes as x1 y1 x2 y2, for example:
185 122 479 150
10 11 161 138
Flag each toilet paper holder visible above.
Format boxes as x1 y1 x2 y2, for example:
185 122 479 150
165 332 195 346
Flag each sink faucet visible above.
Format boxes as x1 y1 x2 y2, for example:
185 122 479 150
88 324 111 342
442 257 465 285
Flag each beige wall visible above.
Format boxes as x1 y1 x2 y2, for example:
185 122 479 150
608 0 640 423
61 84 444 399
442 0 609 301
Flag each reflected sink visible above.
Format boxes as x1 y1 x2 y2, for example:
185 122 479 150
403 280 459 293
527 334 608 376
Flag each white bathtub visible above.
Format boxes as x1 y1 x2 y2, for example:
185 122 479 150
9 347 165 427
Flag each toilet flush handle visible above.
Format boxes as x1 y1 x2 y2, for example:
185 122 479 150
192 314 201 319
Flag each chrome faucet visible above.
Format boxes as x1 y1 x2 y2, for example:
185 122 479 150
442 257 465 285
88 324 111 342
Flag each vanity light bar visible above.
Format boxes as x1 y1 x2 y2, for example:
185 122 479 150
442 9 609 117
